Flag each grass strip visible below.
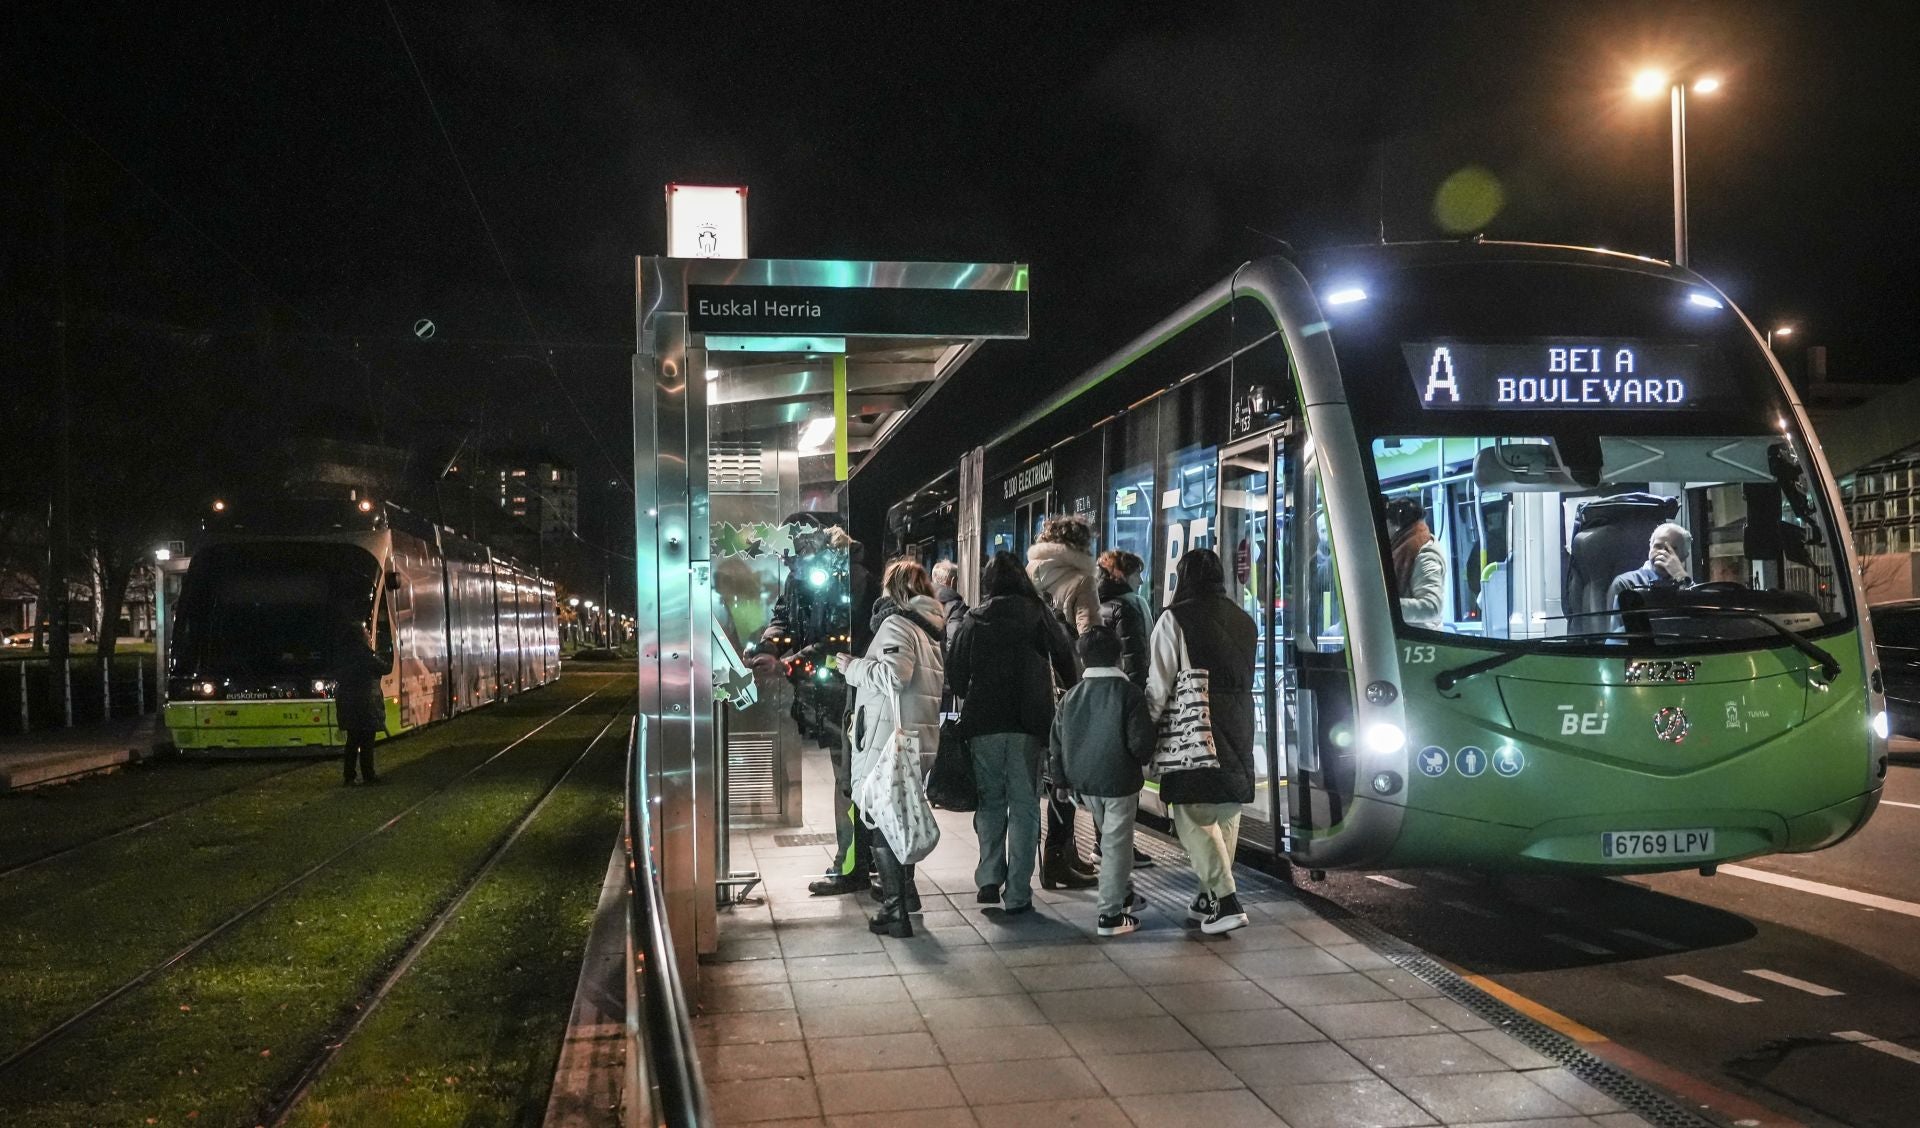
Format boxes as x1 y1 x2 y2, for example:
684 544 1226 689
0 694 633 1125
283 713 628 1127
0 676 627 1055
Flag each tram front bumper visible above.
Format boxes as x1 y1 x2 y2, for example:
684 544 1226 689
165 700 337 752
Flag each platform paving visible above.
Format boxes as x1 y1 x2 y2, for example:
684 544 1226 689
0 712 163 791
693 745 1657 1127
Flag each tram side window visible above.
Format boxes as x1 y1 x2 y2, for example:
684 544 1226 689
1107 404 1158 604
1296 453 1346 652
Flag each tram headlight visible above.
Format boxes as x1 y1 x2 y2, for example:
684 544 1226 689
1871 710 1891 740
194 681 217 698
1364 721 1407 755
311 679 335 696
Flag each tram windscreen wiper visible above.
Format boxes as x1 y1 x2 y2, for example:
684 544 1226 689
1433 631 1658 693
1640 606 1842 684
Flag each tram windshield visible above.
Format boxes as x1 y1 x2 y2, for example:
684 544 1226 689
1370 432 1847 645
1318 253 1856 651
171 542 382 680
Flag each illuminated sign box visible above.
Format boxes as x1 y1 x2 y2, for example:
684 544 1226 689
1401 340 1728 410
688 284 1029 339
667 184 748 259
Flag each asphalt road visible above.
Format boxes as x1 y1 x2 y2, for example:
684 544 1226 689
1295 758 1920 1128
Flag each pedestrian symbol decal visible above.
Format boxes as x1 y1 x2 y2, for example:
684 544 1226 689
1493 746 1525 777
1417 746 1449 778
1455 746 1486 778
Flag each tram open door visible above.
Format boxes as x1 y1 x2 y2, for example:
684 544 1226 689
1217 422 1355 868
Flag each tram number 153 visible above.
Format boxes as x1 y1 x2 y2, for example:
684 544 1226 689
1402 645 1437 665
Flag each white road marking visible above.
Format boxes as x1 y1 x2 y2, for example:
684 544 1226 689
1544 932 1615 956
1744 969 1844 997
1610 927 1686 952
1833 1030 1920 1065
1667 974 1761 1003
1721 864 1920 920
1881 799 1920 810
1443 899 1501 919
1367 875 1416 890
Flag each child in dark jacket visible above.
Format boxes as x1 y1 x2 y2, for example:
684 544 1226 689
1048 627 1157 935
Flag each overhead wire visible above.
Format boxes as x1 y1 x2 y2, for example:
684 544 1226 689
380 0 633 496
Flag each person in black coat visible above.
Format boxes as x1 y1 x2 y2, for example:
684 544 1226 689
332 625 389 785
945 552 1079 912
1145 549 1258 934
1095 550 1152 690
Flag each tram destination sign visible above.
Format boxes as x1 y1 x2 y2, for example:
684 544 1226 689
688 284 1029 339
1402 340 1725 411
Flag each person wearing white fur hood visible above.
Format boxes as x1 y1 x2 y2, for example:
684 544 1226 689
835 559 946 937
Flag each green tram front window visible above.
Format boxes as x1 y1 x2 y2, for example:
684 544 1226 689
1368 433 1848 647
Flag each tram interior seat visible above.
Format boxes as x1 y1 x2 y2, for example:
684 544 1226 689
1563 493 1680 625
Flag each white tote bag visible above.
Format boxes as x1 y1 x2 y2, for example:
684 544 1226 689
852 689 943 864
1152 626 1221 775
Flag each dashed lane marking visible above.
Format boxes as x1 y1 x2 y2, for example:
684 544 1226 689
1666 974 1762 1003
1721 864 1920 920
1881 799 1920 810
1834 1030 1920 1065
1610 927 1686 951
1442 899 1500 919
1544 932 1615 956
1367 874 1416 890
1744 969 1844 997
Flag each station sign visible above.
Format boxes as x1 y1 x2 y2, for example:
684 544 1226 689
688 284 1029 340
1402 340 1728 411
1000 458 1053 500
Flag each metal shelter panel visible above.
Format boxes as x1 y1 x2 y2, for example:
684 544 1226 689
635 254 1027 982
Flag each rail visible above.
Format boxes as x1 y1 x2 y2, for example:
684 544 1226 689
623 716 712 1128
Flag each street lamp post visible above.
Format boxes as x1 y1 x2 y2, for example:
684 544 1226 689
152 547 171 709
1635 70 1720 269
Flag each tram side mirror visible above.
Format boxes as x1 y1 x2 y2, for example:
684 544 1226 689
1473 446 1576 493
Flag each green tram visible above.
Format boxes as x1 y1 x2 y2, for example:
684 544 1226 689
164 500 560 753
883 241 1888 874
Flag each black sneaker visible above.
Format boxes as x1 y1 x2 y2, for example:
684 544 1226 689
1201 892 1249 935
1097 912 1140 937
1133 848 1156 869
1124 889 1148 913
977 885 1001 905
1186 892 1216 924
808 873 866 897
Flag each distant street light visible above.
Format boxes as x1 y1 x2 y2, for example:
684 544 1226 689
211 499 227 513
1633 68 1722 268
1766 324 1795 351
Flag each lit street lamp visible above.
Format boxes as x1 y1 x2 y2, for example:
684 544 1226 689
1766 324 1794 351
1633 68 1722 268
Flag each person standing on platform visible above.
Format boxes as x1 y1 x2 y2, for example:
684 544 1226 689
1146 548 1257 935
332 625 388 786
836 560 946 937
1026 516 1103 889
1048 627 1156 936
930 560 968 647
1096 548 1159 870
946 551 1079 914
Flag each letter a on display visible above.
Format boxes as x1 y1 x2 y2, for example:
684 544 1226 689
1424 347 1461 403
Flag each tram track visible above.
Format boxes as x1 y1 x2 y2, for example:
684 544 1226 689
0 760 313 881
0 679 627 1078
257 709 631 1127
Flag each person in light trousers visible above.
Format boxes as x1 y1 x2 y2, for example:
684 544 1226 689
1145 548 1258 935
1048 627 1156 935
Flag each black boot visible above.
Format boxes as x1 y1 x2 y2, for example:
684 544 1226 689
867 845 913 937
903 862 922 914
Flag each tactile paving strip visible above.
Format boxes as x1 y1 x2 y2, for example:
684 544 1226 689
1080 820 1719 1128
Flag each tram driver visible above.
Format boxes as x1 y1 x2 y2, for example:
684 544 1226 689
1606 522 1694 628
1386 496 1448 630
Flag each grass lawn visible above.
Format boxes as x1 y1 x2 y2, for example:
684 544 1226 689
285 710 628 1126
0 680 634 1126
0 674 628 1059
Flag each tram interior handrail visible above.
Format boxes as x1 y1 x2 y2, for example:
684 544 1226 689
624 715 712 1127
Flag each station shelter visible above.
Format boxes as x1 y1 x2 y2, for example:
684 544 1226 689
630 256 1028 986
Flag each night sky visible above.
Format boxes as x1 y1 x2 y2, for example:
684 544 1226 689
7 2 1916 561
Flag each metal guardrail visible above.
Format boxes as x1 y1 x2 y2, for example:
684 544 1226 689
623 716 712 1128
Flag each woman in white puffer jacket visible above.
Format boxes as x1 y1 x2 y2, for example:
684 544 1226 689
839 559 946 937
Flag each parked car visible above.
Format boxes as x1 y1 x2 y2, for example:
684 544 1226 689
1 624 97 649
1870 600 1920 750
